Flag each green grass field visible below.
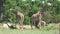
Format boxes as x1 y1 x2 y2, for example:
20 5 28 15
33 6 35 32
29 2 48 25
0 29 59 34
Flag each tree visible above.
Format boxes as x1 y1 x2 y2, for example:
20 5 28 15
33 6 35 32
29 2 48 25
0 0 4 23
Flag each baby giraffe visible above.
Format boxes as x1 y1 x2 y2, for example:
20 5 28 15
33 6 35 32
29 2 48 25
37 20 47 29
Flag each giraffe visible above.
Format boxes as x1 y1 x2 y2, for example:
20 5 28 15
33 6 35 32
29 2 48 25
30 11 42 29
9 8 24 30
37 20 47 29
30 3 51 29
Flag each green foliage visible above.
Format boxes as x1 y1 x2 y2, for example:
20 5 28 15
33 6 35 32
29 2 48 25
24 16 30 25
3 0 60 24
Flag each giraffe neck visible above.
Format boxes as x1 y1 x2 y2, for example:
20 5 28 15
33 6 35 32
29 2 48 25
40 5 48 14
37 11 42 18
37 5 48 15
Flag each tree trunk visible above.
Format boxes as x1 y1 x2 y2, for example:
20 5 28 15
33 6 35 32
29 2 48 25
0 0 4 23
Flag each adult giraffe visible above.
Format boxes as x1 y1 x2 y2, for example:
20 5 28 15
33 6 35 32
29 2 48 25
9 8 24 29
30 3 52 29
30 11 42 29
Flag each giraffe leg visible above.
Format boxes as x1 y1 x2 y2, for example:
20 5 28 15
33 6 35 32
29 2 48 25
37 22 41 29
30 17 34 29
39 23 41 29
20 17 24 30
30 18 33 29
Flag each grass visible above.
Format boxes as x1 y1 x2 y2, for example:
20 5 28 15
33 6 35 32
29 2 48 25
0 23 59 34
0 29 59 34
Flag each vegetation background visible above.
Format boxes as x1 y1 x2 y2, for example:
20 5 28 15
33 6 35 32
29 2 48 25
1 0 60 25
